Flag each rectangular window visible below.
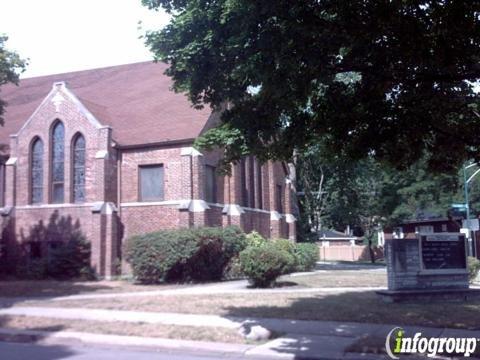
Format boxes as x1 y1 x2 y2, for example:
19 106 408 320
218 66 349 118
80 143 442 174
256 161 263 209
415 225 434 234
205 165 217 203
240 158 248 207
276 184 283 213
248 157 255 208
139 165 164 201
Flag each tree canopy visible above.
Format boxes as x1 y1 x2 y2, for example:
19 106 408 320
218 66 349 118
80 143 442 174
0 35 26 126
296 144 467 241
144 0 480 171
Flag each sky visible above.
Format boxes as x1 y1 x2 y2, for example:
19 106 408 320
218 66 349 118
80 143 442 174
0 0 171 78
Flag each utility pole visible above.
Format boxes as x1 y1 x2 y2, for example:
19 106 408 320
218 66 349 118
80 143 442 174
463 163 480 257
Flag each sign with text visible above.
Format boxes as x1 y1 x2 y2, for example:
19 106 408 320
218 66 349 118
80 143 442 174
420 233 467 270
462 219 479 231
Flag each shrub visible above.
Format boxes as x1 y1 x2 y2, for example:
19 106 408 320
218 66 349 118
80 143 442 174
273 238 298 273
15 236 94 280
125 226 246 284
47 235 94 280
182 226 247 282
223 256 244 280
294 243 319 272
273 238 297 255
16 258 49 280
468 256 480 283
240 242 295 288
125 229 196 284
245 231 267 248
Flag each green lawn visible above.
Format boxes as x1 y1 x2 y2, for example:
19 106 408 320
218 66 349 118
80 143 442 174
283 270 387 288
0 280 182 298
24 289 480 330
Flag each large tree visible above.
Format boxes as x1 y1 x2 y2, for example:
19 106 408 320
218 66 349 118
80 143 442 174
296 144 465 241
144 0 480 171
0 34 25 263
0 35 26 126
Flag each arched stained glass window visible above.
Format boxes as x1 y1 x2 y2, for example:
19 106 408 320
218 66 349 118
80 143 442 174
51 121 65 203
31 138 44 204
73 134 86 203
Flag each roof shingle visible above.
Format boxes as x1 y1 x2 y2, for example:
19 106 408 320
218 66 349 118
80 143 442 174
0 61 213 149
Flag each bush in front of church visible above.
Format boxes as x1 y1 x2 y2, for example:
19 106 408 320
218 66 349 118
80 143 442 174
125 226 247 284
294 243 319 272
239 241 295 288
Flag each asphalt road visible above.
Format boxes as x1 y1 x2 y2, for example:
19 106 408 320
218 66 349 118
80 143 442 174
0 341 252 360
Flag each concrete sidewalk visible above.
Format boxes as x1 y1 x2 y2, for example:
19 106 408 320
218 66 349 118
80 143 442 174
2 306 479 338
0 306 479 359
0 327 426 360
0 282 385 304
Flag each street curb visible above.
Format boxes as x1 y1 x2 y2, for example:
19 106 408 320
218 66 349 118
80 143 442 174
0 327 254 356
0 327 422 360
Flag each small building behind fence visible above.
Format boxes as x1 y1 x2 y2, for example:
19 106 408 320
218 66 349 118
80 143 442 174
315 229 383 262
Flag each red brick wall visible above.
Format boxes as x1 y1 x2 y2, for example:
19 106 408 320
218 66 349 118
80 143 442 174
120 146 184 202
11 87 107 206
120 205 180 238
2 83 297 277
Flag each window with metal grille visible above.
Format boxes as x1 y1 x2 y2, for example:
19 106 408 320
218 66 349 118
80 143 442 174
51 121 65 203
31 138 43 204
139 165 164 201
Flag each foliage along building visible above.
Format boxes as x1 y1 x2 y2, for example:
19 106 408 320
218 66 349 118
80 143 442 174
0 61 297 278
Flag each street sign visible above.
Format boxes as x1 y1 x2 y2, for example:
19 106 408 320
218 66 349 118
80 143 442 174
451 203 468 209
462 219 479 231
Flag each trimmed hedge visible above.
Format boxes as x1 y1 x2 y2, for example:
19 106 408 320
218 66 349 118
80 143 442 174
240 242 295 287
125 226 246 284
294 243 319 272
245 231 267 248
239 234 319 287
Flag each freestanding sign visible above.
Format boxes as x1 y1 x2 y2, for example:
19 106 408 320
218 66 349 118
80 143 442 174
384 232 469 293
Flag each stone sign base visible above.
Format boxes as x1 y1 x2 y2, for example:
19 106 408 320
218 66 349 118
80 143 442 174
376 288 480 303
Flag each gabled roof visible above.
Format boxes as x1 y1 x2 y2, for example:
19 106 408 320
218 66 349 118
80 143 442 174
0 61 214 150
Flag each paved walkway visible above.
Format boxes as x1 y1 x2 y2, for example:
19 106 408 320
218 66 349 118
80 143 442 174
2 306 479 338
0 306 478 359
0 278 386 304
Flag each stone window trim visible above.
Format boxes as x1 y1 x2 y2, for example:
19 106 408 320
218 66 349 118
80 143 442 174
29 136 44 205
71 132 86 203
50 120 65 204
138 164 165 202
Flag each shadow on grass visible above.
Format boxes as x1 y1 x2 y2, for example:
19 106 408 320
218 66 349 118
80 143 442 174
0 280 113 300
315 261 386 271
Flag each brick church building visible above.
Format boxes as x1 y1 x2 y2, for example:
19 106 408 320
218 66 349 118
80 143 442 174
0 61 296 278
